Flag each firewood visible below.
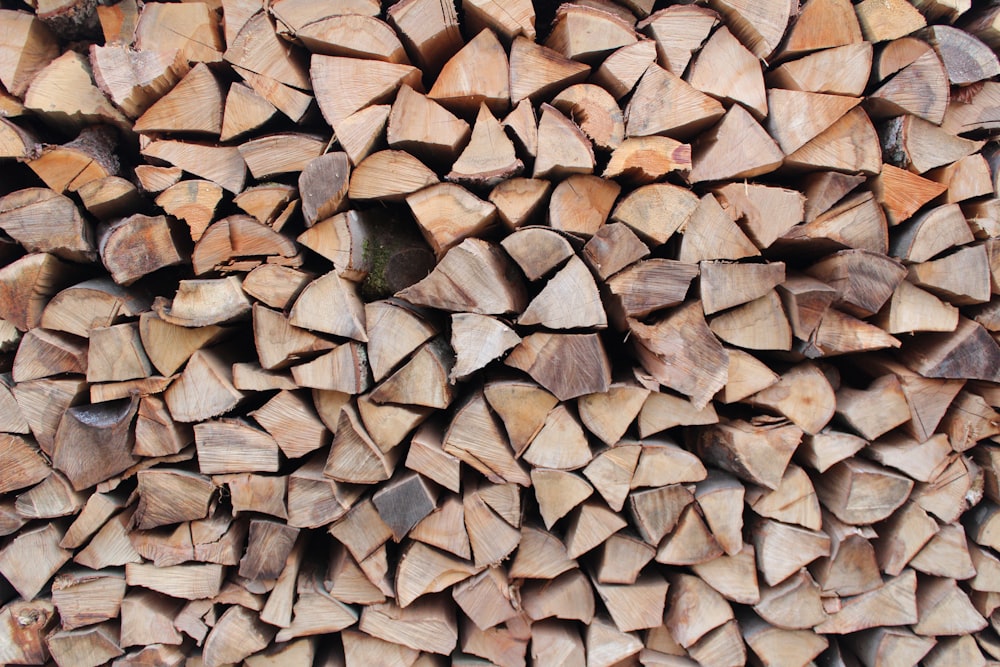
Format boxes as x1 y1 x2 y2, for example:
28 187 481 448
141 140 246 194
530 620 585 664
908 522 976 579
883 114 985 174
629 302 728 408
153 180 222 242
131 468 212 530
912 575 987 636
752 517 831 586
661 572 733 649
914 453 979 522
506 332 611 401
218 82 276 141
686 620 745 667
578 381 648 446
689 470 744 557
324 403 399 483
688 26 766 118
49 569 124 632
592 531 655 586
909 245 992 306
0 9 59 97
548 83 624 152
611 183 699 247
866 432 952 483
940 389 1000 451
868 47 949 125
625 64 724 140
500 227 573 282
519 255 606 328
654 503 723 566
131 62 221 134
754 569 827 631
358 597 458 656
689 104 784 182
12 376 87 455
0 522 70 600
487 179 549 231
784 107 882 175
891 204 974 265
15 470 86 520
46 622 123 667
507 35 589 105
603 136 692 185
678 193 760 263
547 174 617 237
545 3 637 64
23 51 129 131
740 611 828 667
406 183 497 257
194 419 280 474
219 472 287 519
10 327 85 382
928 153 993 204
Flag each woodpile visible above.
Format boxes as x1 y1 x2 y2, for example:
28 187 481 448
4 0 1000 664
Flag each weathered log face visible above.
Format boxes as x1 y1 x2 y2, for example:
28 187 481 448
4 0 1000 665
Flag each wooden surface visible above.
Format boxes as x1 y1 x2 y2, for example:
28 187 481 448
1 1 1000 665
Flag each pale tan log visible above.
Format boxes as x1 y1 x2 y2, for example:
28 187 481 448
753 568 827 630
13 376 89 455
940 389 1000 451
627 482 693 546
219 472 287 519
0 9 59 96
913 454 979 523
518 255 606 329
135 165 181 193
912 576 986 636
0 188 94 262
603 136 692 185
774 0 862 59
463 0 534 42
51 569 125 631
661 573 732 651
909 245 992 306
508 524 575 580
689 104 783 183
779 190 888 255
529 468 592 529
834 373 911 440
740 611 828 667
287 270 366 341
50 395 138 491
869 48 949 125
631 440 707 489
678 192 760 263
784 107 882 175
0 522 70 600
76 176 144 223
865 432 952 484
141 140 245 194
424 27 507 115
46 622 123 667
384 0 462 75
707 0 792 60
909 522 976 579
927 154 993 205
809 510 881 598
517 403 589 472
655 503 723 566
500 227 574 282
410 493 470 559
545 4 636 65
637 5 717 76
10 327 86 383
498 98 536 163
746 463 821 531
508 35 589 104
874 503 940 576
521 569 594 626
578 382 649 446
700 260 785 316
686 620 745 667
550 83 624 151
530 620 585 665
310 54 419 128
296 14 408 64
242 266 312 312
443 390 530 486
453 567 519 630
406 183 496 257
752 518 831 586
709 291 792 351
219 81 277 142
815 569 919 635
201 605 275 667
625 64 724 140
688 25 766 118
194 419 280 474
547 174 619 237
489 179 550 230
133 62 222 134
612 182 699 246
590 40 655 102
385 85 468 167
24 51 129 131
712 182 804 250
581 223 650 282
73 508 141 569
532 103 595 179
442 103 522 187
155 180 223 242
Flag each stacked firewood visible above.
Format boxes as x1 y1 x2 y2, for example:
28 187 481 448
4 0 1000 664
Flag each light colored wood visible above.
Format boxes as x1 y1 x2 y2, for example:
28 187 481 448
509 35 589 104
686 620 745 667
689 104 783 183
637 5 718 77
446 103 522 186
0 188 94 263
707 0 792 60
489 178 550 229
552 83 624 151
24 51 129 131
0 9 59 97
688 25 766 118
443 390 530 486
626 64 724 140
740 611 828 667
46 622 123 667
545 3 637 64
784 107 882 175
311 54 420 127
